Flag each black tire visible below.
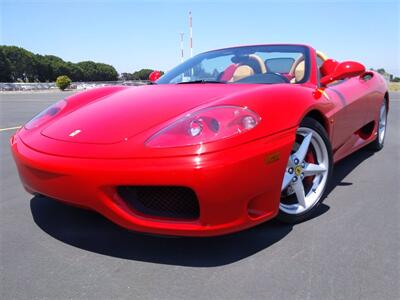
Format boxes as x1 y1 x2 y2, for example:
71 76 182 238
368 100 387 152
277 117 333 224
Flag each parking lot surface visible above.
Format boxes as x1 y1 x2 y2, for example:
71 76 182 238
1 91 399 299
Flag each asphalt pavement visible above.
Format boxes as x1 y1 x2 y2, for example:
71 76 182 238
0 91 399 299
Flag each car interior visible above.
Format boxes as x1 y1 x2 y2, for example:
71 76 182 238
224 50 328 84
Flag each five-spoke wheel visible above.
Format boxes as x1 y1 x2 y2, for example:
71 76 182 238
278 117 332 223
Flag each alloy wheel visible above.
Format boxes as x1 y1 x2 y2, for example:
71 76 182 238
378 101 387 145
280 127 330 215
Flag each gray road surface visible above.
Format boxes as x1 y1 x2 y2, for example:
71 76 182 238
1 91 399 299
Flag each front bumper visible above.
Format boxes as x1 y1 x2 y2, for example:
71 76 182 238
11 129 295 236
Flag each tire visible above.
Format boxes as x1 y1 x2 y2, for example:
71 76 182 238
368 100 387 152
277 117 333 223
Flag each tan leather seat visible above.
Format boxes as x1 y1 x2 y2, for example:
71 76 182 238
294 60 305 82
289 56 305 83
230 65 255 82
289 51 328 83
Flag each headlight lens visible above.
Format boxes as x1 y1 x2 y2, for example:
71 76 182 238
25 99 67 130
146 105 260 148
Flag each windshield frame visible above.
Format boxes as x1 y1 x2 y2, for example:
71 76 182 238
157 44 311 85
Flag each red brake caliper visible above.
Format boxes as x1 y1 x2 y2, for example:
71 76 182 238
304 149 316 186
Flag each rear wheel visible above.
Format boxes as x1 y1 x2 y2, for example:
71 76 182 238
368 100 387 151
278 117 333 223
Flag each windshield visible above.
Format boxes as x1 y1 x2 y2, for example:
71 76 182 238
157 45 310 85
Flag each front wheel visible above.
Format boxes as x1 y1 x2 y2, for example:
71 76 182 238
278 117 333 223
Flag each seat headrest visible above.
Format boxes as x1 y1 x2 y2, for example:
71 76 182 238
294 61 305 82
231 65 254 82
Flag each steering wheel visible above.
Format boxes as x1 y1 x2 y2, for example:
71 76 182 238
266 72 290 83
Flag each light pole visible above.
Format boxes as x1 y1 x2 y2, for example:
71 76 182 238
180 33 184 62
189 11 193 58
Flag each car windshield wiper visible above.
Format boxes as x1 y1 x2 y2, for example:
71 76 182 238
177 80 225 84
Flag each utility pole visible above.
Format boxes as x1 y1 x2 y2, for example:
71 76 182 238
189 11 193 57
180 33 184 62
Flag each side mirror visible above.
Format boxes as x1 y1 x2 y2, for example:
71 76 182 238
320 61 365 86
149 70 162 82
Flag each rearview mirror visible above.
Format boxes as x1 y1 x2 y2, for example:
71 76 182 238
149 71 162 82
320 61 365 86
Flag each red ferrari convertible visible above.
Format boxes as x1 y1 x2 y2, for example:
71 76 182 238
11 44 389 236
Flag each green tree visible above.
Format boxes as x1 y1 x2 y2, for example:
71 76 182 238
56 75 72 90
95 63 118 81
132 69 155 80
77 61 98 81
77 61 118 81
1 46 39 82
66 62 84 81
0 45 165 83
0 45 120 82
0 48 12 82
377 68 386 75
120 70 165 81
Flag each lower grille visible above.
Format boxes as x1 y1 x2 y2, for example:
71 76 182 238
117 186 200 220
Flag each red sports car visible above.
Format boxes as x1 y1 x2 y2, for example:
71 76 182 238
11 44 389 236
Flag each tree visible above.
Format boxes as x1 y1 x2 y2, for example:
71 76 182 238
0 45 120 82
66 62 84 81
131 69 160 80
0 48 12 82
1 46 39 82
119 69 165 81
76 61 118 81
377 68 386 75
56 75 72 90
0 45 165 83
95 63 118 81
34 54 53 82
77 61 99 81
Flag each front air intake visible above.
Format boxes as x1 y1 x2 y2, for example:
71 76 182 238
117 186 200 220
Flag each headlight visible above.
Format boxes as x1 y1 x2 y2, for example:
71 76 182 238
24 99 67 130
145 105 260 148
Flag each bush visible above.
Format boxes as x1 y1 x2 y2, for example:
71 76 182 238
56 75 72 90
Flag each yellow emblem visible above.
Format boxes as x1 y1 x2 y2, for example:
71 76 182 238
295 165 302 176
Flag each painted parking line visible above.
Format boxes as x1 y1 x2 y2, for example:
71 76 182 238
0 126 21 132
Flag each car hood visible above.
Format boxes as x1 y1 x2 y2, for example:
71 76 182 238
41 84 266 144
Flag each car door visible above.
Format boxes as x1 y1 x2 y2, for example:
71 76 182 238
357 72 383 122
325 76 372 149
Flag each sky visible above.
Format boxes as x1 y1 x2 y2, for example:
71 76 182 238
1 0 399 75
